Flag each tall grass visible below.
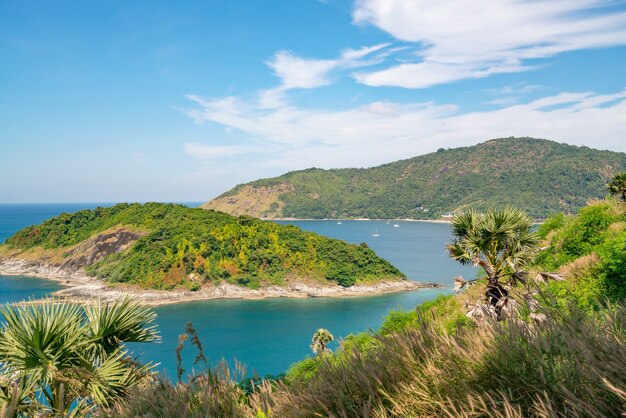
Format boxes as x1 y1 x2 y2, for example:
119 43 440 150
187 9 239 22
103 300 625 417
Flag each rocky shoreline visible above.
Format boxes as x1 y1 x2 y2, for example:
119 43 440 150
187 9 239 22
0 258 440 306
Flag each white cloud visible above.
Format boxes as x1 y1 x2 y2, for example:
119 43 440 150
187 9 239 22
257 43 390 108
266 44 389 90
266 51 337 90
184 88 626 170
352 0 626 88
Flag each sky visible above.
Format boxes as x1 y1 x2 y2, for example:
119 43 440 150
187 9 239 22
1 0 626 203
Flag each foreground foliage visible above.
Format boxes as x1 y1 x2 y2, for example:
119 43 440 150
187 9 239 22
104 299 626 418
2 203 403 290
535 198 626 309
0 298 159 416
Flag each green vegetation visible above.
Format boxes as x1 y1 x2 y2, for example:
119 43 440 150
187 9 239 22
0 298 158 416
1 203 404 290
98 199 625 417
310 328 334 356
3 199 625 416
608 171 626 201
448 207 540 318
534 198 626 310
205 137 626 219
102 300 625 417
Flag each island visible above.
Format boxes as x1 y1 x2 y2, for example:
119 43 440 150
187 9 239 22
0 203 432 305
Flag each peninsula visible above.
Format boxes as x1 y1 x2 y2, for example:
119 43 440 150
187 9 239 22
0 203 429 305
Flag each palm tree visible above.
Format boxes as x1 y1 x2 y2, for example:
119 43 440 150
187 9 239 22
310 329 334 356
0 298 159 416
447 207 540 319
607 172 626 201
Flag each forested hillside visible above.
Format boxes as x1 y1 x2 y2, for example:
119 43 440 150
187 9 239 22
0 203 404 290
204 137 626 219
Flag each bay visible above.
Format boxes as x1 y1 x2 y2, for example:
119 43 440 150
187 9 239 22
0 204 475 378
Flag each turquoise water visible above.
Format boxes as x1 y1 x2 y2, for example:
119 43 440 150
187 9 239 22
0 204 475 378
0 275 62 304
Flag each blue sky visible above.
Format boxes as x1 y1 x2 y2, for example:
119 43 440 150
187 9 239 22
2 0 626 203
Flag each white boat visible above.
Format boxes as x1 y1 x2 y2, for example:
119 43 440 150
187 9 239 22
372 228 380 237
337 221 342 225
393 223 400 228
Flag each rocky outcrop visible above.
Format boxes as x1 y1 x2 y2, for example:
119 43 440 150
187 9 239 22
61 228 144 271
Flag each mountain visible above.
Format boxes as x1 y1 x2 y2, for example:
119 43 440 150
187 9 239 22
203 137 626 219
0 203 405 291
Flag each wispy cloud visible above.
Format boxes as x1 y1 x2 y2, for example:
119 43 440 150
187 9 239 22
352 0 626 88
184 89 626 169
266 51 337 90
485 83 544 105
258 43 389 108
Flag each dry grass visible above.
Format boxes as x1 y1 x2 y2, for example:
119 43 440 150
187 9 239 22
559 253 602 280
202 183 293 218
104 300 625 418
266 301 625 417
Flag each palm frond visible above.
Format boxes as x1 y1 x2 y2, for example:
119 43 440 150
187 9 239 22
84 297 160 357
0 298 158 415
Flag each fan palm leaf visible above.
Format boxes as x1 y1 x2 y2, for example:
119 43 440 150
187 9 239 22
607 172 626 201
311 328 334 355
84 297 159 357
447 207 539 320
0 298 158 415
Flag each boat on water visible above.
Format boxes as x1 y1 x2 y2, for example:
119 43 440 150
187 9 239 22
393 223 400 227
372 228 380 237
337 221 342 225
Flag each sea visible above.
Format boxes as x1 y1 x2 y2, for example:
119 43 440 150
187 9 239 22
0 203 475 378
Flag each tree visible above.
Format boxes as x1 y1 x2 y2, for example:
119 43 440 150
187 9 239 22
310 329 334 356
447 207 540 319
0 298 159 416
607 172 626 201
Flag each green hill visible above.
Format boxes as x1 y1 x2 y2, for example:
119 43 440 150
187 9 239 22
203 137 626 219
0 203 404 290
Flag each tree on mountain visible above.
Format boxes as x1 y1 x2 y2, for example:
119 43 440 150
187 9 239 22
310 329 334 356
607 172 626 201
0 298 159 416
447 207 540 319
